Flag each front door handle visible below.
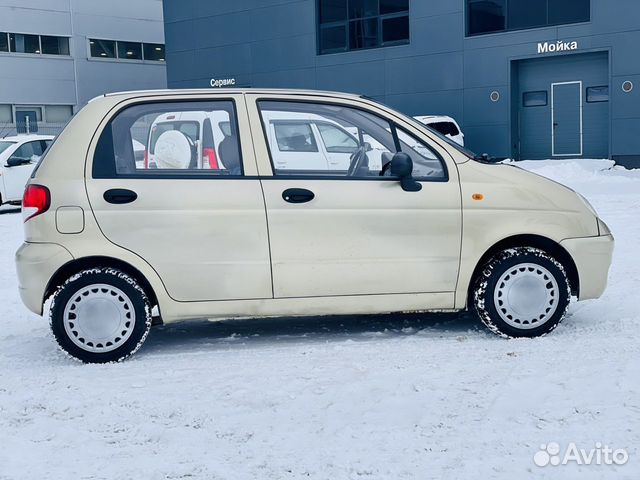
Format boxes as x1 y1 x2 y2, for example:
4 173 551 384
104 188 138 204
282 188 315 204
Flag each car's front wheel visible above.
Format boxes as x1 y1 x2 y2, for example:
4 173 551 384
49 268 152 363
473 247 571 338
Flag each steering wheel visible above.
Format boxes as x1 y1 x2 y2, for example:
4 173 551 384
347 145 367 177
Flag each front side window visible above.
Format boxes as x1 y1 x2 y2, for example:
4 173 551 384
318 0 409 54
467 0 590 36
258 100 446 180
93 101 242 177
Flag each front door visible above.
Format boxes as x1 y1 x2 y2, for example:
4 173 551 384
552 81 583 157
86 96 272 302
249 97 462 302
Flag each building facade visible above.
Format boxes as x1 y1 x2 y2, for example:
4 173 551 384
163 0 640 166
0 0 166 136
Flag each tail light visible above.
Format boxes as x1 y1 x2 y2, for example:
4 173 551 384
144 150 149 169
203 147 218 169
23 184 50 223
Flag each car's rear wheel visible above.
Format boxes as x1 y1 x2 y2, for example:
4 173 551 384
473 247 571 338
49 268 152 363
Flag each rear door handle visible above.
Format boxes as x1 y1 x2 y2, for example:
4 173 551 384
104 188 138 204
282 188 315 204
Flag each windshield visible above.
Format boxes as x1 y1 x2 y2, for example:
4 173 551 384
0 141 16 155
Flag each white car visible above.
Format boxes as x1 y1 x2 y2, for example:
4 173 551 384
262 110 384 172
414 115 464 146
0 135 54 205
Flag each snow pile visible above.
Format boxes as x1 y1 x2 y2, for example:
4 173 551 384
0 160 639 479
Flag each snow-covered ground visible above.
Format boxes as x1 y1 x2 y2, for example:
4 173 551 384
1 160 638 479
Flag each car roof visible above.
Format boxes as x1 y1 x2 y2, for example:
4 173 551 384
0 134 55 142
99 88 364 101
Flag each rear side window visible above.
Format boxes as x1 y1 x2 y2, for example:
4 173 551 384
93 100 242 177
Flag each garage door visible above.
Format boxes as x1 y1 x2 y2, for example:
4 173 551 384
516 52 609 160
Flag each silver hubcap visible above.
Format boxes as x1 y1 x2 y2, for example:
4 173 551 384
494 263 559 329
63 284 135 353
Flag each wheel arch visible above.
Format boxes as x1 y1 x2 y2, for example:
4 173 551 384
43 256 160 312
467 234 580 307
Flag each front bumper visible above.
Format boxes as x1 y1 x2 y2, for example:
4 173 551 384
560 234 614 300
15 242 73 315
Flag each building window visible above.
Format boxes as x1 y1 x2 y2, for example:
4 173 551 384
586 86 609 103
117 41 143 60
90 39 116 58
0 32 69 56
90 38 165 62
318 0 409 54
0 32 8 52
41 36 70 55
143 43 165 61
467 0 590 36
9 33 41 54
523 91 548 107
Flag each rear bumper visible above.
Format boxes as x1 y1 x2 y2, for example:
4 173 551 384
560 234 614 300
15 242 73 315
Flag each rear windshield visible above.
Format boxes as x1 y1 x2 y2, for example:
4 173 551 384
427 121 460 137
149 121 199 153
0 141 16 154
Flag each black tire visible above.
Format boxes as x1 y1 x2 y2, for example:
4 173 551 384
49 268 152 363
473 247 571 338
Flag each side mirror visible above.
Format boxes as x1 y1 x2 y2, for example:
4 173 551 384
363 142 372 152
6 157 29 168
390 152 422 192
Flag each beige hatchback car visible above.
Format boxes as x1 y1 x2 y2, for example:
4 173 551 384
16 89 614 363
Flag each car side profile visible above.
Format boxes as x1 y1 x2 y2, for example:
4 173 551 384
0 135 53 205
15 89 614 363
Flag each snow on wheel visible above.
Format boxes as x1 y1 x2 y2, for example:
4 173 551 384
49 268 152 363
473 247 571 338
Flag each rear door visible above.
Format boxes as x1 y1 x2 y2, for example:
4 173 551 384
86 95 272 302
247 95 462 304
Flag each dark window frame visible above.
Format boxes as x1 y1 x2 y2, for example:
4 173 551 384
92 99 245 179
523 90 548 107
466 0 591 37
89 38 166 62
317 0 410 55
586 85 609 103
